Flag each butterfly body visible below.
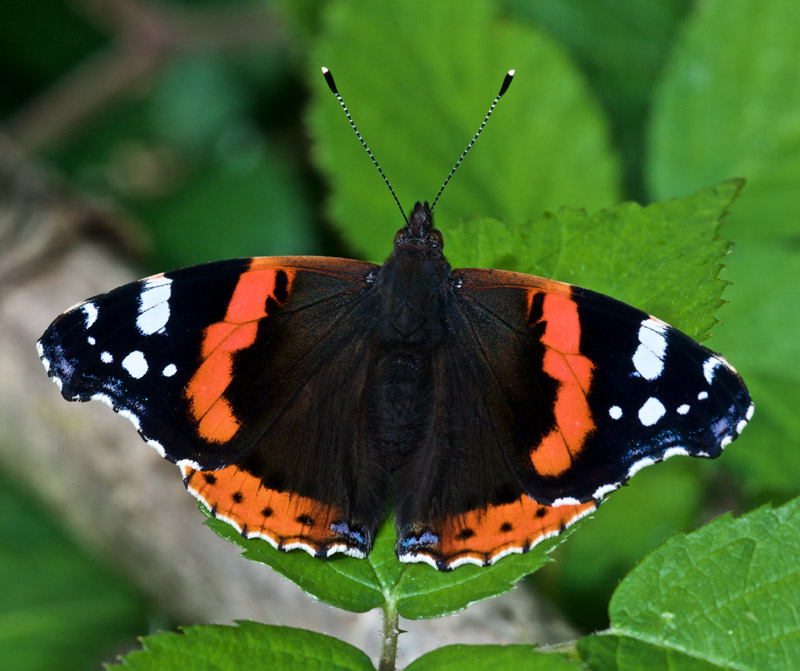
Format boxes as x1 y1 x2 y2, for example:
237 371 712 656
38 200 753 570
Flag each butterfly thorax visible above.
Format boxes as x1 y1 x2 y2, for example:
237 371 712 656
376 201 451 347
360 201 454 464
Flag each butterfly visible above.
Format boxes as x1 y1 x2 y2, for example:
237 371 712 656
37 69 753 570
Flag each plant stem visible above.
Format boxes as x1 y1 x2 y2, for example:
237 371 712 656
379 599 400 671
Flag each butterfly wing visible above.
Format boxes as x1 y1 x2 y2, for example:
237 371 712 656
38 256 388 558
392 297 597 569
395 267 753 569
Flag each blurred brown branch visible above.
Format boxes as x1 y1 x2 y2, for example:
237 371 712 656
1 0 286 152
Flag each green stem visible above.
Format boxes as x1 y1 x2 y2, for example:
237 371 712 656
378 598 400 671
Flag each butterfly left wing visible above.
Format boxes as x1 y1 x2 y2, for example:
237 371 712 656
396 267 753 569
37 256 390 559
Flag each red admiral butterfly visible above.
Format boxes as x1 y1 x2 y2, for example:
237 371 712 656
38 69 752 570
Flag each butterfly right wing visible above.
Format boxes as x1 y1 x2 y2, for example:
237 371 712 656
38 256 388 559
395 267 751 569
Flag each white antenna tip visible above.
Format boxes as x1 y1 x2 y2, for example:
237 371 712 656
321 66 329 74
508 69 515 77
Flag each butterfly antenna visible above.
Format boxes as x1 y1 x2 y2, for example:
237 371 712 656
430 69 515 212
321 67 408 224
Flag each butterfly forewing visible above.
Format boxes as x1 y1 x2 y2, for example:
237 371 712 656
453 268 753 504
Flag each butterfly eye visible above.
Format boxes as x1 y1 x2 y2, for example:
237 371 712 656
430 229 444 248
394 228 407 244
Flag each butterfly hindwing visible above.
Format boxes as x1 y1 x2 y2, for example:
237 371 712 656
392 285 598 568
38 255 391 558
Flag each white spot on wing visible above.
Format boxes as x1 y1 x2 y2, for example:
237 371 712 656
87 336 96 345
638 397 666 426
177 459 203 472
147 439 166 457
100 351 113 364
593 482 619 499
746 404 755 421
122 350 148 379
438 555 480 570
82 302 98 328
698 391 709 400
325 543 367 559
703 356 723 384
281 540 321 553
162 363 177 377
628 446 690 480
633 319 668 380
627 456 656 478
118 408 141 431
91 393 114 408
398 553 440 568
137 277 172 335
551 496 582 506
609 405 623 420
36 342 51 373
662 447 689 459
488 545 524 564
677 404 690 415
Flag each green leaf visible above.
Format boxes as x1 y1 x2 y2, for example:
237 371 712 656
578 498 800 670
708 243 800 498
580 636 723 671
149 56 252 152
504 0 691 198
649 0 800 244
536 460 709 631
309 0 619 263
45 52 319 272
393 532 561 619
205 514 385 614
724 374 800 498
445 180 741 340
0 0 104 89
108 622 374 671
0 472 147 671
140 150 319 270
648 0 800 497
204 509 586 619
405 644 581 671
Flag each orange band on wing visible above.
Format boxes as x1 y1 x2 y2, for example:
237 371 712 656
181 464 346 552
438 495 596 566
528 292 595 476
185 262 295 443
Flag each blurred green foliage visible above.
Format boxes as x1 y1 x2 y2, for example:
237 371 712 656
2 0 798 667
0 473 149 670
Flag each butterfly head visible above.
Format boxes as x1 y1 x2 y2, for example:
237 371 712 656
394 201 444 250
